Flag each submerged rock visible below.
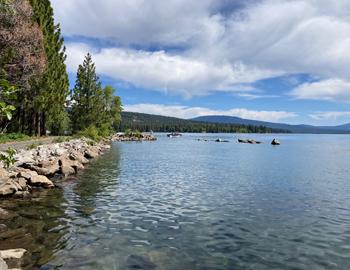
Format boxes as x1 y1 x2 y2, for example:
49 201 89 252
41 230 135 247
0 208 11 220
126 254 156 270
215 138 229 142
238 139 262 144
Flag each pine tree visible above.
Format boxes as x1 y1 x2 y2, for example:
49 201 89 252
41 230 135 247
70 53 102 132
70 54 122 134
29 0 69 135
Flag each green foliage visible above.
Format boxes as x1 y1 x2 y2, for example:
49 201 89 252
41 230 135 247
123 129 142 138
98 123 112 138
47 109 70 136
28 0 69 136
77 125 101 142
0 147 16 168
70 54 122 133
124 128 132 136
0 79 16 133
26 142 40 150
0 0 14 14
0 133 30 143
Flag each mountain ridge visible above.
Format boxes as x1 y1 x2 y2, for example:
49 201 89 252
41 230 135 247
192 115 350 134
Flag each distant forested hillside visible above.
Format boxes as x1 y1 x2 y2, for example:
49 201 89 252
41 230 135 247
193 115 350 134
119 112 290 133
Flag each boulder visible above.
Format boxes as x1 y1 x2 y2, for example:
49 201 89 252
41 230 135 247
60 165 75 177
271 139 281 145
0 257 7 270
13 178 27 190
0 180 18 196
50 144 67 157
0 168 9 181
14 150 35 167
28 175 54 188
23 159 60 177
0 249 26 269
59 157 84 177
84 149 99 159
69 151 89 165
247 139 262 144
16 168 38 181
0 249 26 259
36 160 60 176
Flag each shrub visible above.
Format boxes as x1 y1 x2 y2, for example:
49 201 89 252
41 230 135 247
0 147 16 168
0 133 30 143
98 123 112 138
26 142 38 150
124 128 132 136
77 125 101 142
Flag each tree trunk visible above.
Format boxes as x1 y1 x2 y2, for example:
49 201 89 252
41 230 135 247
37 112 41 136
40 112 46 136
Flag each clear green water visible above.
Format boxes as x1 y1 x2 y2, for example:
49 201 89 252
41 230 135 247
1 134 350 269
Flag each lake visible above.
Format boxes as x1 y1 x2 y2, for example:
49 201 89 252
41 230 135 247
1 134 350 269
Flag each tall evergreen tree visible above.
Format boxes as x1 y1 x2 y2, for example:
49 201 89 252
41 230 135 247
70 53 102 132
70 54 122 133
29 0 69 135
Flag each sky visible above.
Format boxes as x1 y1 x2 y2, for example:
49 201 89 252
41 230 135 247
51 0 350 125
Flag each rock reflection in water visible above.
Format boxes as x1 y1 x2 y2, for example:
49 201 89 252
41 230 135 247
0 144 121 269
0 188 68 269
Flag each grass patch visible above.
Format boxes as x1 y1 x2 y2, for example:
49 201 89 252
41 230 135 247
0 133 31 144
26 141 44 150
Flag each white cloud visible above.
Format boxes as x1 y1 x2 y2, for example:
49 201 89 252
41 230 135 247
66 43 276 98
124 103 297 122
309 111 350 121
290 79 350 102
52 0 350 99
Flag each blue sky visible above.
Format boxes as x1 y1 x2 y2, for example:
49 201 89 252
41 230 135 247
52 0 350 125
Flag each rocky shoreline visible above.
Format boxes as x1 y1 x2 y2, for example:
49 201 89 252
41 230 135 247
0 138 111 199
111 133 157 142
0 137 113 269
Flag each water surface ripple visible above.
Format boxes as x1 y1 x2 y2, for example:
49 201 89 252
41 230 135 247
1 134 350 269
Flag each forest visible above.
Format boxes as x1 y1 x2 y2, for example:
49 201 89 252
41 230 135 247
119 112 290 133
0 0 121 137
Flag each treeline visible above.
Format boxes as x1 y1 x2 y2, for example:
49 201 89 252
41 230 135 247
0 0 121 137
119 112 290 133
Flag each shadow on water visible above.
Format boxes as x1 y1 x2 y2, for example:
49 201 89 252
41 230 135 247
0 144 122 270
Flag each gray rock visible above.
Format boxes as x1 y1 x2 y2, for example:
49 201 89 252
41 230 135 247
0 257 8 270
0 248 26 269
69 151 89 165
271 139 281 145
0 180 17 196
84 149 99 159
28 175 54 188
17 168 38 181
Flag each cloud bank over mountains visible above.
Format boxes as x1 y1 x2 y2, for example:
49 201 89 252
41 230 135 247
52 0 350 123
